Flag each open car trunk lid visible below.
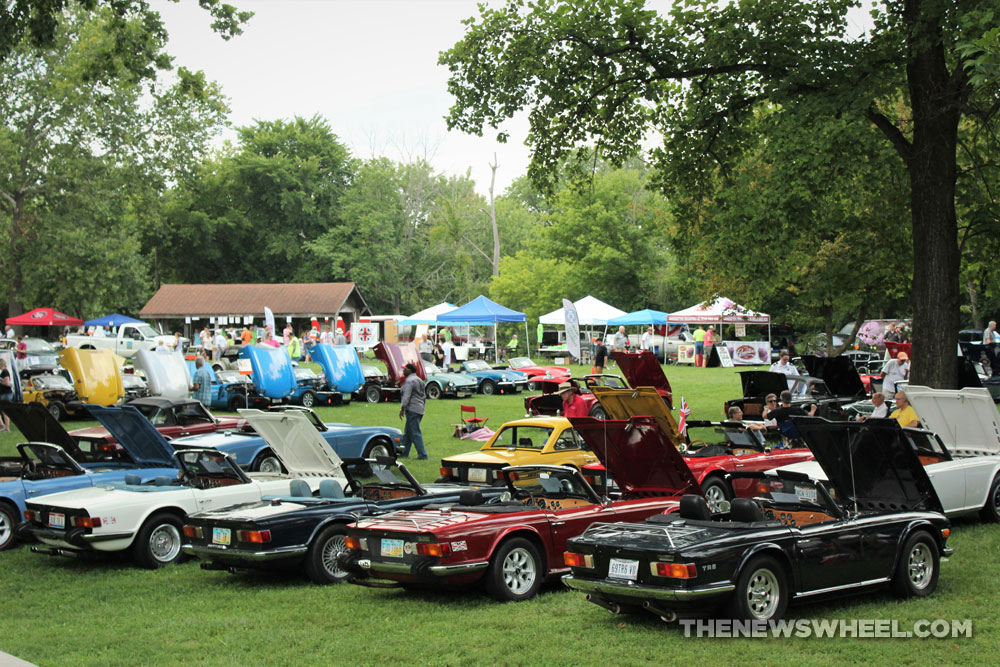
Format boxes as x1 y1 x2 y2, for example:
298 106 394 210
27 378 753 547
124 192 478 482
738 371 790 397
85 405 176 467
374 342 426 384
0 401 81 455
570 416 699 497
792 416 944 514
610 351 672 396
590 386 682 442
238 409 346 479
800 355 865 397
904 385 1000 455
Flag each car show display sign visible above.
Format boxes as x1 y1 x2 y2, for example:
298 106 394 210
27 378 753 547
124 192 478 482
351 323 379 349
563 298 580 360
716 345 735 367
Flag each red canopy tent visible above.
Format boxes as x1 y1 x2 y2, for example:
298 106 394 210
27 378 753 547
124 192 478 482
5 307 83 326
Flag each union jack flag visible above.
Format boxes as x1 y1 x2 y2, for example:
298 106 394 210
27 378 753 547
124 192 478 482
678 397 691 435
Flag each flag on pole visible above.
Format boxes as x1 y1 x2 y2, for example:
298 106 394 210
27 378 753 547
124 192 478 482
678 397 691 435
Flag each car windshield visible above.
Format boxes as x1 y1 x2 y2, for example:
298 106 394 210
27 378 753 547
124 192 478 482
33 375 73 391
788 378 828 399
294 367 318 379
506 468 590 497
423 363 442 375
465 360 491 371
177 450 245 485
134 325 160 339
685 424 765 451
130 403 160 421
508 357 534 369
23 339 56 353
176 403 213 425
490 425 553 450
362 365 384 378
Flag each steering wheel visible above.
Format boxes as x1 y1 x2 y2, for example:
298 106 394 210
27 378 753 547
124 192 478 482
683 439 708 453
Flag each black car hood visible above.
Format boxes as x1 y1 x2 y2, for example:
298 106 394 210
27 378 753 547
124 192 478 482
86 405 176 467
0 400 80 454
738 371 789 397
792 417 944 513
570 416 699 497
800 355 865 397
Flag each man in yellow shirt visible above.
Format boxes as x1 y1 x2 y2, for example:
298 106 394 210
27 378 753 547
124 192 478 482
693 325 706 367
890 391 920 428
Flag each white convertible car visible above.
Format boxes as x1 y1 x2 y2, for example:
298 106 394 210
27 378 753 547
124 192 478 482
770 385 1000 520
23 407 348 569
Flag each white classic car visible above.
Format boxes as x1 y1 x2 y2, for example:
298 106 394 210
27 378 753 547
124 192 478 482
772 385 1000 520
23 407 348 569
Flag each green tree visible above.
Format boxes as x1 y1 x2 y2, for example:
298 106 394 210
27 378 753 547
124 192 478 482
441 0 1000 387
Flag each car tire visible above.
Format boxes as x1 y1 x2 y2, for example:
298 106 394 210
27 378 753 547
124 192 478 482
363 438 393 459
980 475 1000 522
589 405 607 420
728 555 788 620
426 383 442 400
480 380 497 396
365 385 381 404
701 476 730 512
300 390 317 408
227 396 244 412
484 537 543 602
133 512 185 569
891 531 939 598
305 524 350 584
0 501 18 551
252 449 285 474
46 401 65 422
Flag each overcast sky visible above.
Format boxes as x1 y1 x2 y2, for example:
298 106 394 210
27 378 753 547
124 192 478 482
150 0 530 195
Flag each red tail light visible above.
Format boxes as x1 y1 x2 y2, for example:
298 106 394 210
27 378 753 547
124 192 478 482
652 562 697 578
182 525 203 539
563 552 594 568
439 467 453 477
236 530 271 544
415 542 451 557
70 516 102 528
344 535 361 550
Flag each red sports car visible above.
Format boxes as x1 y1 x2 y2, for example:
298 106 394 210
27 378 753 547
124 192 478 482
581 387 814 511
339 415 699 601
506 357 571 387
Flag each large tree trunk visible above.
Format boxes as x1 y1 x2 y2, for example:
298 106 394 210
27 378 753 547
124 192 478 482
904 0 962 389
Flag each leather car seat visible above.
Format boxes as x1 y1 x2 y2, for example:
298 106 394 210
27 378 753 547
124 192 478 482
124 473 141 485
731 498 764 522
289 479 311 497
679 494 712 520
459 489 484 506
318 479 344 499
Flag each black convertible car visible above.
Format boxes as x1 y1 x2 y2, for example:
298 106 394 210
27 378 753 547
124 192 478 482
562 417 951 621
181 457 499 584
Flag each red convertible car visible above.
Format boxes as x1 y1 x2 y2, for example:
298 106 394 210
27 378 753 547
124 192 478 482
580 387 814 511
506 357 571 387
525 351 674 418
339 415 699 601
68 397 243 449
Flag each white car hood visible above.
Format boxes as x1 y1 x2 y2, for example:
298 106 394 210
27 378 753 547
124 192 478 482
134 349 191 399
239 409 345 478
905 385 1000 455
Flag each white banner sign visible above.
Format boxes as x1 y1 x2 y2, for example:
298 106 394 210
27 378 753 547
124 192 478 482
735 323 746 337
351 322 379 349
563 298 581 360
723 340 771 365
264 307 275 333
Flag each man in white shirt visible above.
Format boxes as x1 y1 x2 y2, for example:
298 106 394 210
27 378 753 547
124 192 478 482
769 353 799 376
881 351 910 397
439 337 453 369
641 326 653 351
984 321 1000 344
213 330 228 362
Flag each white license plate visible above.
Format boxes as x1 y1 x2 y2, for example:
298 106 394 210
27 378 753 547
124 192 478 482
608 558 639 580
467 468 487 483
48 513 65 529
794 485 818 503
381 538 404 558
212 527 231 545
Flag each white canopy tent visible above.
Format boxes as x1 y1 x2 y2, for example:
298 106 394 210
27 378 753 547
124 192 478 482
397 302 456 325
539 295 627 326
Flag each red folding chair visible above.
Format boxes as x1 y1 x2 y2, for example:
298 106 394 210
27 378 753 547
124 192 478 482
454 404 488 437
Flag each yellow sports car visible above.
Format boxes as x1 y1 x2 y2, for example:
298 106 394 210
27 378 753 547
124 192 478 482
437 416 599 485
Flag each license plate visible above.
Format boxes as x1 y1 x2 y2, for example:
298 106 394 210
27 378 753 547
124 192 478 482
794 485 818 503
212 527 231 545
48 513 65 529
608 558 639 580
467 468 487 483
381 538 404 558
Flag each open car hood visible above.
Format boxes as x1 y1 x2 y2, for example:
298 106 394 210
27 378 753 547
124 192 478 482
738 371 789 397
800 355 865 397
238 345 297 399
374 342 426 383
793 417 943 513
590 386 682 442
133 349 191 399
311 344 364 394
238 409 345 477
904 385 1000 454
85 405 176 467
610 351 672 395
570 416 699 497
0 400 80 454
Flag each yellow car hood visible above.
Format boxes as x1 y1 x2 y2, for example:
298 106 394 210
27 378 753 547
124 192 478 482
442 450 524 466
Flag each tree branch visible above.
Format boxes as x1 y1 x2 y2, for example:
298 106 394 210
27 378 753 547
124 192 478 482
866 107 912 163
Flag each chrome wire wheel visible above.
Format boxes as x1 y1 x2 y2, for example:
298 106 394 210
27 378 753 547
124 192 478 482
0 509 12 549
321 534 348 578
908 542 933 590
149 523 182 563
501 547 537 595
745 567 780 619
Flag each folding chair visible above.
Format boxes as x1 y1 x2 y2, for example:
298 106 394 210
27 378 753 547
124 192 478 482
453 404 488 438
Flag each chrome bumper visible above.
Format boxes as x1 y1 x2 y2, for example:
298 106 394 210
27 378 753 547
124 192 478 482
562 574 735 601
182 543 308 562
358 559 489 577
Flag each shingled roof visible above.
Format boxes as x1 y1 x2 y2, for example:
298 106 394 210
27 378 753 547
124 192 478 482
139 283 370 319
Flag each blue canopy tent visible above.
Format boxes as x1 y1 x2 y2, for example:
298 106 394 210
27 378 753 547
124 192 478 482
607 309 671 361
84 313 146 328
436 295 528 362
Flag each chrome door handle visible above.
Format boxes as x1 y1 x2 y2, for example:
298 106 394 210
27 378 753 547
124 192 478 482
552 521 566 527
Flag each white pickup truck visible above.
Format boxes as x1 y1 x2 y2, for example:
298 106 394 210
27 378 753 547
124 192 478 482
64 323 181 359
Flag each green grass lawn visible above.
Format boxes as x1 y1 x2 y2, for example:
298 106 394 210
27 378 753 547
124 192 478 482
1 363 997 664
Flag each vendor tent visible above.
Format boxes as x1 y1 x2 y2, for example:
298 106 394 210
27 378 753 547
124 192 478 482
668 297 771 366
6 307 83 326
84 313 146 328
539 296 627 326
397 302 456 326
437 295 528 361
